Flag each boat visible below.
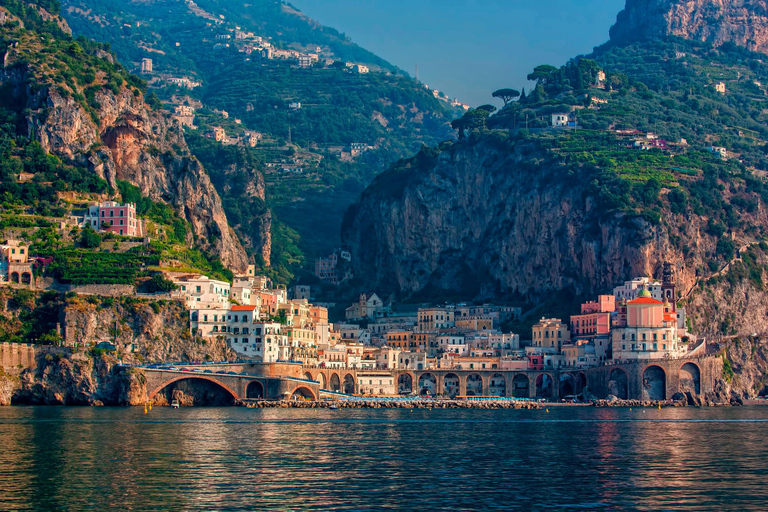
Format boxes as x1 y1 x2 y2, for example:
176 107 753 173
171 400 180 409
328 404 339 410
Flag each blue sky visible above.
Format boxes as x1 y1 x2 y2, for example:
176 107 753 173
290 0 626 107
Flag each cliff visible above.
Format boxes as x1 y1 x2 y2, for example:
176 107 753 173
610 0 768 54
0 291 237 405
61 296 234 364
0 4 248 271
344 134 766 303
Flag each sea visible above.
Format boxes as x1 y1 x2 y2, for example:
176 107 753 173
1 406 767 511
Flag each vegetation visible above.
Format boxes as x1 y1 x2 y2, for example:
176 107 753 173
61 0 460 283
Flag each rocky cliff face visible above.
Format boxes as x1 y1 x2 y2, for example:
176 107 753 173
0 5 248 270
216 163 272 265
61 296 234 364
343 137 743 301
12 352 132 405
610 0 768 54
0 293 237 405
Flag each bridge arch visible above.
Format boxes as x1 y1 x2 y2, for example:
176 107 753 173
512 374 530 398
343 373 355 394
418 373 437 396
290 386 317 401
10 272 19 283
315 372 326 389
148 375 239 405
560 373 575 397
489 373 506 397
398 373 414 394
576 372 587 394
679 362 701 395
246 380 264 399
443 373 460 398
465 373 483 396
643 364 667 401
535 373 553 399
329 373 341 392
21 272 31 285
608 368 629 400
303 371 313 380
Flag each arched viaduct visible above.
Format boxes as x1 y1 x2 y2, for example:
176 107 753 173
141 369 320 403
307 355 721 401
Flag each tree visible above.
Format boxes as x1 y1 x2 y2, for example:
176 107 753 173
80 226 101 249
609 72 629 91
527 64 558 85
451 109 491 139
492 88 521 106
476 104 497 114
142 274 178 293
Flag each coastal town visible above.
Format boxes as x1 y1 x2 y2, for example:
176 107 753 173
0 203 680 405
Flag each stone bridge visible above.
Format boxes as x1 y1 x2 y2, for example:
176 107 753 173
141 368 321 403
305 355 721 401
305 368 573 400
584 356 721 401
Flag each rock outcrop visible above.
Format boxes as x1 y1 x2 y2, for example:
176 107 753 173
215 163 272 265
343 136 750 301
61 296 234 364
610 0 768 54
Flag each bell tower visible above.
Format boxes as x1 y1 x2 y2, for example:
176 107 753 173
662 262 675 305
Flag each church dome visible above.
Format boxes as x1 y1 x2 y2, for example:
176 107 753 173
637 288 652 299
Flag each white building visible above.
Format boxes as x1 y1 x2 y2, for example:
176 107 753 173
613 277 663 302
226 306 287 362
438 334 467 356
708 146 728 160
345 292 388 320
172 275 231 309
357 372 395 395
190 308 227 338
552 113 572 128
398 351 428 371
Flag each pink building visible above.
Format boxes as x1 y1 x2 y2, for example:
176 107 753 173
528 354 544 371
98 202 138 236
315 253 338 283
570 295 615 338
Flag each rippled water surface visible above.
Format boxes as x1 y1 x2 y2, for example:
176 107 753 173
2 406 768 510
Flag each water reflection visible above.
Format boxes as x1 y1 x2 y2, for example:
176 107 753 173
1 407 768 510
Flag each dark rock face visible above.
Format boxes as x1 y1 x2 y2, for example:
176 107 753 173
610 0 768 55
343 138 715 301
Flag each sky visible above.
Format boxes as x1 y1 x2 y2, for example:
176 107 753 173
290 0 626 107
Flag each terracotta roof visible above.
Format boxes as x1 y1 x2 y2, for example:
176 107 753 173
230 305 258 311
628 297 663 305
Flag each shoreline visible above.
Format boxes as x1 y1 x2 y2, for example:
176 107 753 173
234 398 717 409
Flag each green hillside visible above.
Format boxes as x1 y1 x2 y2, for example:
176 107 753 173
60 0 459 282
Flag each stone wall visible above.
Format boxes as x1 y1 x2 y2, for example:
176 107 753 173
0 343 36 374
66 284 136 296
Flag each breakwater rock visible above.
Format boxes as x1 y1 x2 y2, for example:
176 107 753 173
239 399 541 410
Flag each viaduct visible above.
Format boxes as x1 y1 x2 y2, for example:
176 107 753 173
137 355 722 403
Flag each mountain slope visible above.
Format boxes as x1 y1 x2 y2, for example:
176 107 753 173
343 16 768 337
60 0 459 281
0 0 247 270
